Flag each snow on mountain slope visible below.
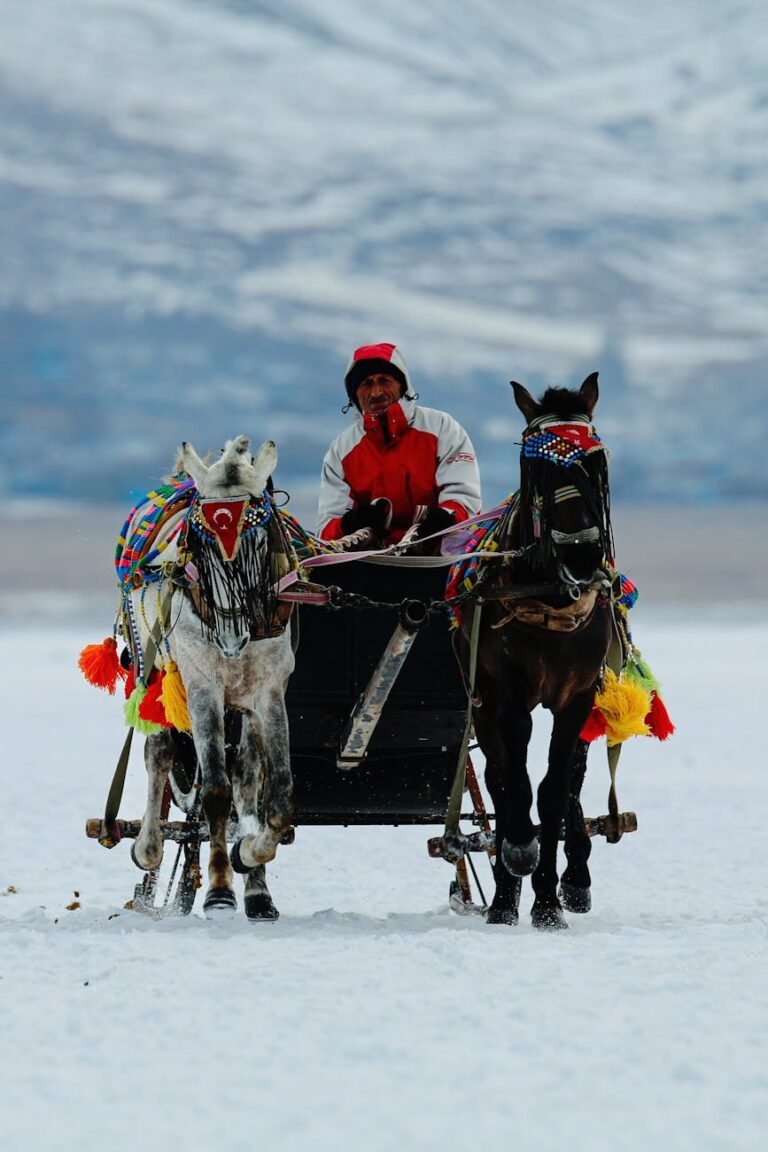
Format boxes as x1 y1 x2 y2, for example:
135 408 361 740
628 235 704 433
0 0 766 502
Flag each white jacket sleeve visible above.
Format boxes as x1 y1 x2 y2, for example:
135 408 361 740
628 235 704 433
433 413 482 518
317 438 353 537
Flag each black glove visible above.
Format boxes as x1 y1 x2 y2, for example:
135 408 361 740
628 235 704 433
341 498 392 537
415 506 456 541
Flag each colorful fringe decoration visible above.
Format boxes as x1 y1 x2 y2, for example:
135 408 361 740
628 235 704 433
160 661 192 732
444 499 513 626
115 475 196 589
77 637 127 694
581 668 651 747
277 508 349 561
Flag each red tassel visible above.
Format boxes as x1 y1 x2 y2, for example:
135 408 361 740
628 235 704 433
138 671 173 728
646 692 675 740
78 637 126 694
124 666 136 699
580 707 608 743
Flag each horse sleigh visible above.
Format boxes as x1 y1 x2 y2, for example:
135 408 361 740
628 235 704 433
83 377 668 927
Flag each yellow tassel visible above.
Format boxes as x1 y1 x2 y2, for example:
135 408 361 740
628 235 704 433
594 668 651 746
160 660 192 731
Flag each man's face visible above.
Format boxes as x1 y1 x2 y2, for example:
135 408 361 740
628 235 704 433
355 373 402 415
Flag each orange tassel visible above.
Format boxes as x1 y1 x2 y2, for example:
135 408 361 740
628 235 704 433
138 671 173 728
646 692 675 740
580 707 607 743
78 637 126 694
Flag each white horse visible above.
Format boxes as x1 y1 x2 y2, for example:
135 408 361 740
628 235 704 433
130 435 296 919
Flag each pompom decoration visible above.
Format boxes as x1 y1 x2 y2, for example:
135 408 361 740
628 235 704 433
580 707 608 743
124 682 164 735
582 668 651 747
78 637 126 694
625 651 660 695
646 691 675 740
161 661 192 732
626 651 675 740
138 671 173 729
618 575 638 610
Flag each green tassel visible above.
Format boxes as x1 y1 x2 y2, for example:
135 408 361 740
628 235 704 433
625 649 661 695
124 684 163 735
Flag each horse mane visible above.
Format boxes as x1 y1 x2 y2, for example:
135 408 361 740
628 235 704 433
537 387 591 420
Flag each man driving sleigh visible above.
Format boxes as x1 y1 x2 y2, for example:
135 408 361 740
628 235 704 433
317 342 482 551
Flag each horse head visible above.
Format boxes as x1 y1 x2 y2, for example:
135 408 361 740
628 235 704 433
178 435 277 499
511 372 612 598
181 437 280 657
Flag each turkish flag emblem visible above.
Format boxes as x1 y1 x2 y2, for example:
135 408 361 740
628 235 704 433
199 498 249 560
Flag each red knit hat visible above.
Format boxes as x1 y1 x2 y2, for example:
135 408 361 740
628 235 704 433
344 343 411 406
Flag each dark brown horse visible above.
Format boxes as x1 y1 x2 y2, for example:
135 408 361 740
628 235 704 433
458 373 614 929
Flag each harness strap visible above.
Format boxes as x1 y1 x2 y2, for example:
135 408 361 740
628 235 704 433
442 602 483 843
98 585 173 848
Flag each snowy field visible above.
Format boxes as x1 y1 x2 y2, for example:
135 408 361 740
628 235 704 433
1 594 767 1151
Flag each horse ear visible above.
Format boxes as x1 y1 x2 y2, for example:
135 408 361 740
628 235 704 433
578 372 599 417
177 441 208 486
511 381 540 425
231 435 251 457
252 440 278 485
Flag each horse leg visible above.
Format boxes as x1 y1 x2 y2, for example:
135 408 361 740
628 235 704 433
132 731 172 871
189 690 236 914
230 694 295 874
531 699 593 930
560 738 593 913
228 718 281 919
496 699 540 878
242 864 279 922
479 700 536 926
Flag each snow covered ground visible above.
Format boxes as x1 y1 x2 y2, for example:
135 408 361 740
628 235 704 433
1 600 767 1151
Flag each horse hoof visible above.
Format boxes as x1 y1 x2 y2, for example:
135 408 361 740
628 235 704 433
531 901 568 931
130 842 159 872
559 881 592 913
230 839 249 874
244 892 279 922
486 904 519 926
203 887 237 916
501 837 540 877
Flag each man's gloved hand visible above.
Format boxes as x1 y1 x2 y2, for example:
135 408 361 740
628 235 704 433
414 506 456 541
340 498 392 537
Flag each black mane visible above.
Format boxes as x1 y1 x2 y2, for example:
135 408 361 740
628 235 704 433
537 387 590 419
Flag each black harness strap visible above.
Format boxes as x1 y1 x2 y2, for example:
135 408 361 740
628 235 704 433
442 602 483 845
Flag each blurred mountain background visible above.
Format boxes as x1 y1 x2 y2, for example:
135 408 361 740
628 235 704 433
1 0 767 527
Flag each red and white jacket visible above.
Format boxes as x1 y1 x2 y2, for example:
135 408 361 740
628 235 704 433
318 395 481 542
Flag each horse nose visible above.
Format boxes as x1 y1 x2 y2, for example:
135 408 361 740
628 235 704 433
215 632 250 658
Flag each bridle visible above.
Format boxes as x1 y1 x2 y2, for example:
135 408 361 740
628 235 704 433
179 492 291 646
518 412 613 601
